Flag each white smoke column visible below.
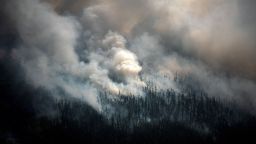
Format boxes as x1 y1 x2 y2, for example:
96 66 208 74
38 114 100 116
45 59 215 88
103 32 142 80
86 31 146 96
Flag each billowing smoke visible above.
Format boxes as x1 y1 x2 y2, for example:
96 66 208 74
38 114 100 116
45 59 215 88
2 0 256 112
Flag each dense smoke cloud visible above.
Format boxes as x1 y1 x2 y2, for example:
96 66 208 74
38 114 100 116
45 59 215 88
1 0 256 112
5 0 102 111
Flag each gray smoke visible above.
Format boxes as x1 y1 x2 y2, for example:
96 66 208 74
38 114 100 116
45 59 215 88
3 0 256 113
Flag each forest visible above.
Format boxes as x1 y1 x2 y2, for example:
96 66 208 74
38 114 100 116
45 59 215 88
1 60 256 144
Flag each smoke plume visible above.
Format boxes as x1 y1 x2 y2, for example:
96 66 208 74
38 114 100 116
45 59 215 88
2 0 256 113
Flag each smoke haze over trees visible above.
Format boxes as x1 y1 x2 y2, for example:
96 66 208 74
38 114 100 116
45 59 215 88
0 0 256 143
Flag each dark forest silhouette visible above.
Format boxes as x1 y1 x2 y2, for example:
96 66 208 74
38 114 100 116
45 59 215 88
1 59 256 144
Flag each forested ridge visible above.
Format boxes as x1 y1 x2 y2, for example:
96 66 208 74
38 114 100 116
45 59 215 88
1 60 256 144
